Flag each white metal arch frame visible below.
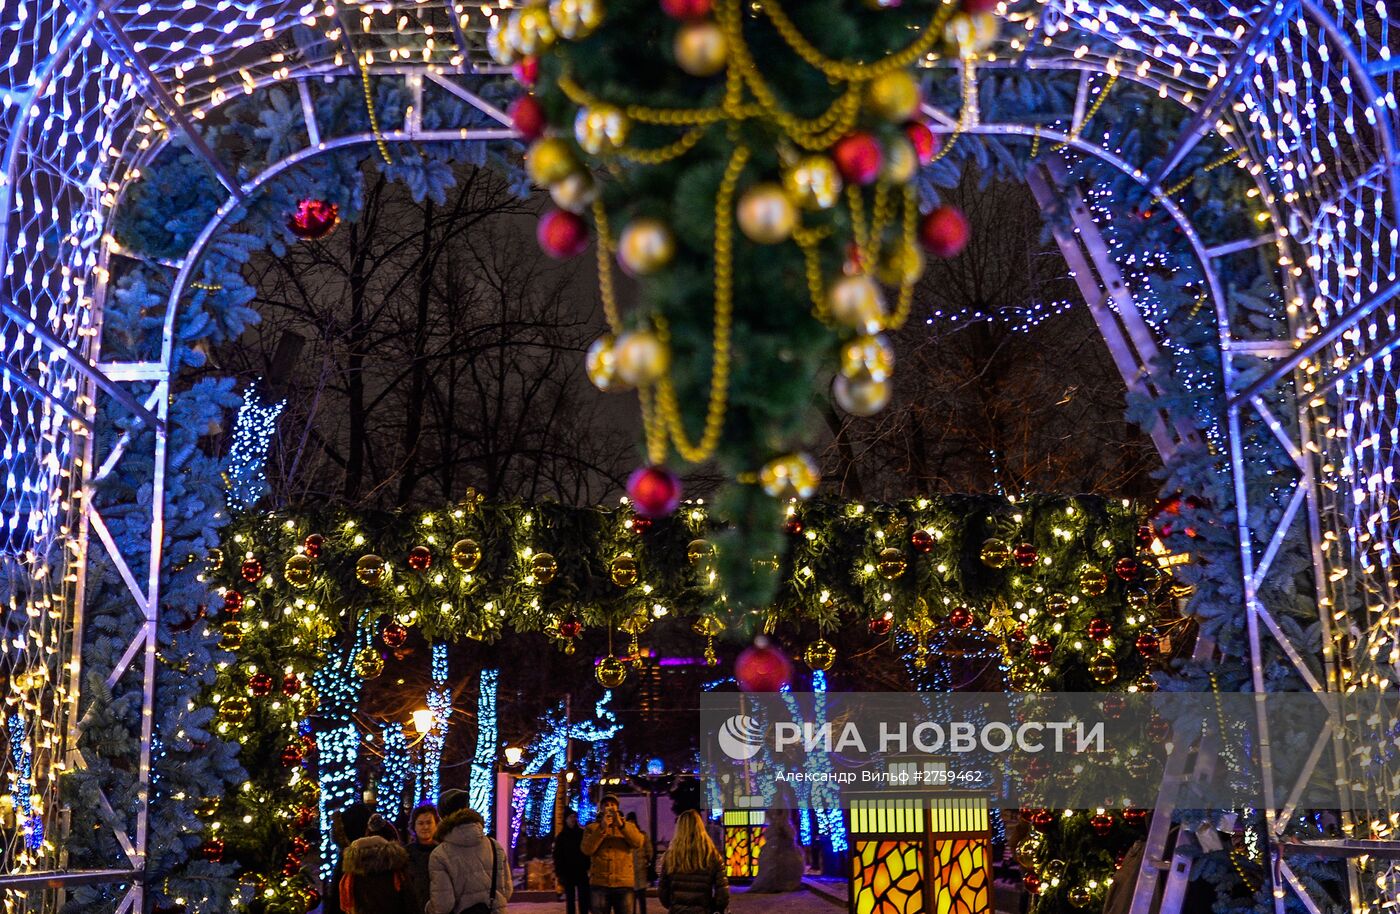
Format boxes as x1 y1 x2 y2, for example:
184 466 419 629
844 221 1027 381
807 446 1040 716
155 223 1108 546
0 1 1397 912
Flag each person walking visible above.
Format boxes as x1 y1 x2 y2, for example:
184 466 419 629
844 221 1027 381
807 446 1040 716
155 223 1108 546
406 804 441 913
581 795 644 914
658 811 729 914
428 789 512 914
553 810 591 914
626 812 653 914
339 833 419 914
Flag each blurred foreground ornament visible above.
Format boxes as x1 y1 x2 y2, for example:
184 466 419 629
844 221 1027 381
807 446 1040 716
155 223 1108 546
627 465 683 517
288 199 339 241
736 637 792 692
759 453 820 500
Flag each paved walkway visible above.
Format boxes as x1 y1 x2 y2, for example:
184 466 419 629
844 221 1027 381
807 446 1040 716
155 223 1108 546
507 885 844 913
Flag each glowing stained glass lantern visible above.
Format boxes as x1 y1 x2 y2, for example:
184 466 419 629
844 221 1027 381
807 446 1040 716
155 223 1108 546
722 799 766 879
849 766 993 914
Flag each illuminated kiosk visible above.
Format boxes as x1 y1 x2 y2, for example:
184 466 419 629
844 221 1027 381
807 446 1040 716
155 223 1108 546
722 795 767 881
848 759 993 914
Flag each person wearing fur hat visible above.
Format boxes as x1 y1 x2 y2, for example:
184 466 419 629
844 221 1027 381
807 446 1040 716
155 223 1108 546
581 795 644 914
339 834 419 914
429 788 511 914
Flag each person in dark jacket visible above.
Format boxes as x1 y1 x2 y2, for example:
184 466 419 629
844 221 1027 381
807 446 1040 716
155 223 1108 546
340 834 419 914
659 810 729 914
407 804 441 913
553 810 591 914
326 802 375 914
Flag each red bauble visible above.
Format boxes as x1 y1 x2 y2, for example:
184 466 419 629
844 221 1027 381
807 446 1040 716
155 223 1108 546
735 638 793 692
1135 632 1160 656
1102 693 1126 718
510 95 547 141
917 205 970 258
903 121 939 165
1147 716 1170 741
1090 812 1115 835
1008 623 1028 646
1023 756 1050 783
240 558 263 583
869 616 892 636
294 805 316 828
661 0 712 17
948 606 974 629
381 621 409 648
627 465 683 518
303 888 321 913
248 672 274 697
961 0 999 12
558 616 583 639
910 528 935 553
303 533 324 558
630 516 653 535
283 853 302 877
1030 641 1054 664
222 590 244 614
200 838 225 862
537 209 590 259
1114 556 1139 581
1122 808 1149 827
1135 523 1155 546
832 133 884 186
1087 618 1112 641
1013 542 1038 568
784 517 804 536
514 56 539 87
281 674 301 696
1028 808 1055 829
288 199 340 241
407 545 433 571
280 743 305 767
1022 874 1042 896
292 835 313 856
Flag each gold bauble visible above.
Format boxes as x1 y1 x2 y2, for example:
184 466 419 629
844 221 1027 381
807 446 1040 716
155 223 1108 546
355 554 387 587
759 452 821 500
832 374 890 417
783 156 843 211
1045 592 1070 618
219 696 251 725
1015 833 1046 869
865 70 921 122
980 538 1011 569
880 136 918 183
574 104 630 155
354 646 384 680
1088 651 1118 685
613 329 670 386
531 552 558 585
687 538 714 568
596 655 629 687
206 547 224 572
526 138 579 186
549 0 604 39
737 183 797 244
610 554 639 587
1131 672 1159 693
487 23 518 64
1127 587 1150 612
674 20 728 76
550 171 597 213
510 6 557 55
876 546 908 579
219 621 244 651
876 240 925 286
1079 566 1109 597
803 639 837 672
1067 886 1093 909
284 554 313 588
827 274 886 332
1042 859 1067 883
945 11 1000 55
586 335 627 392
451 538 482 572
840 333 894 382
617 218 676 275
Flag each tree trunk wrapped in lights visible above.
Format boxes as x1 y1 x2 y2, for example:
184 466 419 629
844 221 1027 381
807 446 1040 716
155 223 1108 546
499 0 989 610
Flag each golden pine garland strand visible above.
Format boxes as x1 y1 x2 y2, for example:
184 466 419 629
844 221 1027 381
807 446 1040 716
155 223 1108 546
358 61 394 165
611 127 708 165
591 199 622 332
882 184 922 330
757 0 956 82
1051 72 1117 153
650 146 749 464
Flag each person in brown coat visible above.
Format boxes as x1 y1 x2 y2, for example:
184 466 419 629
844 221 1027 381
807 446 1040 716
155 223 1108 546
582 795 644 914
339 834 418 914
